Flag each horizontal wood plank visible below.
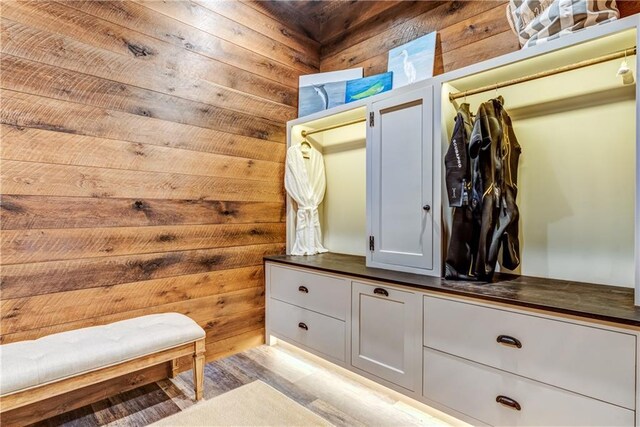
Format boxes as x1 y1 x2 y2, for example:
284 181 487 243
0 195 285 230
0 54 286 141
0 243 284 299
0 91 286 163
1 125 283 182
1 222 285 264
199 0 319 56
2 1 299 104
204 327 265 362
1 277 265 334
0 18 296 123
1 160 284 202
320 1 446 59
126 0 318 72
320 1 506 72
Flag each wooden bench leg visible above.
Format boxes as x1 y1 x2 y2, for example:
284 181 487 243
193 339 205 400
170 359 179 379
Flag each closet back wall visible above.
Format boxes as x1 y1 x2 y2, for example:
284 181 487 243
0 0 318 390
319 1 640 76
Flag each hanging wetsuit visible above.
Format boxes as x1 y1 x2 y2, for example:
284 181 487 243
444 103 479 279
469 96 521 280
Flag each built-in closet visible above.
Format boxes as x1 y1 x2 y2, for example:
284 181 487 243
286 15 638 297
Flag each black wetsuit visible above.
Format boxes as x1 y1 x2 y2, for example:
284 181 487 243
445 97 522 281
469 96 521 280
444 103 478 279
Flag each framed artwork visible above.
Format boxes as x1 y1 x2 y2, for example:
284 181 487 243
387 32 436 88
345 72 393 103
298 68 363 118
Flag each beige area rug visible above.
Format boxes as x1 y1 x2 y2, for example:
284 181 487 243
153 380 332 426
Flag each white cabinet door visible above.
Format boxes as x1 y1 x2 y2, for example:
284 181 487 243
367 86 436 274
351 281 421 391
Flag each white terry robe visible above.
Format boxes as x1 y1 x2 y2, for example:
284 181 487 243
284 144 329 256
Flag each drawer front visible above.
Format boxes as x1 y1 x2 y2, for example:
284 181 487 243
423 296 636 409
269 264 349 320
423 348 634 427
351 281 420 391
270 299 346 362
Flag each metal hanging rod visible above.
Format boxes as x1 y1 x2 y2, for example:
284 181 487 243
300 117 366 138
448 47 636 102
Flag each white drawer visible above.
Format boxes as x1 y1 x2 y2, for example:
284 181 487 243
269 298 346 362
423 348 635 427
423 296 636 409
269 264 349 320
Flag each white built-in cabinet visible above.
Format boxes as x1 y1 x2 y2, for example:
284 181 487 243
351 281 421 391
367 86 438 275
265 262 640 426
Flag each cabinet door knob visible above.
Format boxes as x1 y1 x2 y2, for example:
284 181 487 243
298 285 309 293
496 395 521 411
497 335 522 349
423 204 431 212
298 322 308 330
373 287 389 297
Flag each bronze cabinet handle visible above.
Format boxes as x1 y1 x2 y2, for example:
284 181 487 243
496 395 521 411
373 287 389 297
298 285 309 293
497 335 522 349
298 322 308 330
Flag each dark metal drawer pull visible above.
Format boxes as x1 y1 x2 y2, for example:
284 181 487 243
298 322 308 330
497 335 522 349
496 395 521 411
298 285 309 293
373 287 389 297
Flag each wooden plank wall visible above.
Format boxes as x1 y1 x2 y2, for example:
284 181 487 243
0 0 319 378
319 0 640 75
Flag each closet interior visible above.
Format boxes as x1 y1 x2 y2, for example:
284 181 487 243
441 26 637 288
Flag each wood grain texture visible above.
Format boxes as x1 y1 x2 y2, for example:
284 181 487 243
0 18 296 123
1 91 287 163
0 195 285 230
319 0 640 76
1 1 297 105
1 126 283 182
0 1 315 410
0 54 286 141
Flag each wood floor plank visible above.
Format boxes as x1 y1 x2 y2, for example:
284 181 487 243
1 1 299 104
1 126 283 182
1 222 284 264
1 266 263 332
0 92 286 163
0 242 284 299
0 195 285 230
1 160 284 202
88 383 180 427
0 54 286 141
1 18 296 123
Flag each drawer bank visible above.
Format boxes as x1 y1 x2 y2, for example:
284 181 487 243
265 253 640 427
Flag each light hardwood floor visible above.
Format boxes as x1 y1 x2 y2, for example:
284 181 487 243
32 344 456 426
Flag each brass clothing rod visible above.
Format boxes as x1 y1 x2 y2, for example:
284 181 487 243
300 118 366 137
448 47 636 101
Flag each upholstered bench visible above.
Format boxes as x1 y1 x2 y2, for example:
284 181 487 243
0 313 206 415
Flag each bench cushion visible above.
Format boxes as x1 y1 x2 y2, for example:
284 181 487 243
0 313 205 396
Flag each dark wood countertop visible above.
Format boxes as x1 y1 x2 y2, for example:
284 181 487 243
264 252 640 328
